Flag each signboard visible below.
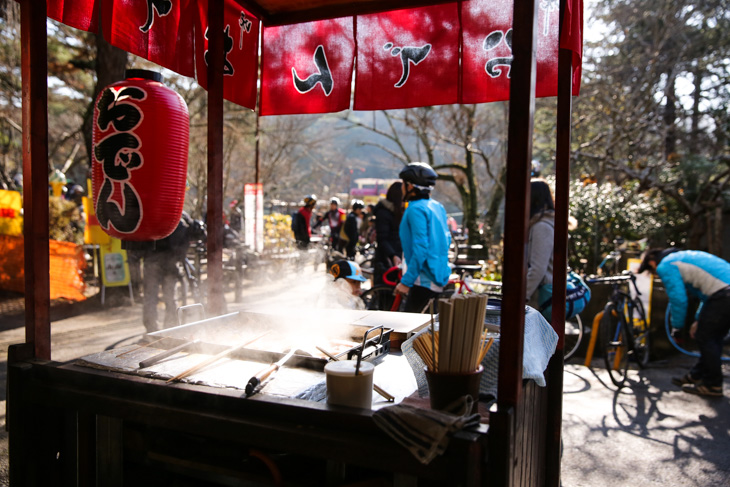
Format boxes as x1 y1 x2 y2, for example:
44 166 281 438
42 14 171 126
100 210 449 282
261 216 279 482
99 237 131 288
244 183 264 252
0 189 23 236
83 179 111 245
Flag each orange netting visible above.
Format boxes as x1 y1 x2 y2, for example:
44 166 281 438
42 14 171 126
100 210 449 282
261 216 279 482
0 234 87 301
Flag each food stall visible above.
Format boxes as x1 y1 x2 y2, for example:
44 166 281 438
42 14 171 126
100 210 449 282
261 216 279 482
9 0 582 485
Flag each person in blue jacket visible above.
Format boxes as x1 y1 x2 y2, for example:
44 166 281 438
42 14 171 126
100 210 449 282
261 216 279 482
639 248 730 397
394 162 451 313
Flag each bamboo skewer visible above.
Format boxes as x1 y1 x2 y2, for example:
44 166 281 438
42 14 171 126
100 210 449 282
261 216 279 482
477 337 495 365
166 331 270 383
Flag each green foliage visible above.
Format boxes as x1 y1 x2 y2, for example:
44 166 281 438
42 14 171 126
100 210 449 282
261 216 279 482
49 196 84 244
568 179 688 272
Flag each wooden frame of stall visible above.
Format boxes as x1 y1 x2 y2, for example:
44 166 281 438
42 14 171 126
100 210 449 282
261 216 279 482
10 0 576 485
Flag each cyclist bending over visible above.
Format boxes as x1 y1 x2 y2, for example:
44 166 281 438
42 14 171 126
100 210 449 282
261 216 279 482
639 248 730 397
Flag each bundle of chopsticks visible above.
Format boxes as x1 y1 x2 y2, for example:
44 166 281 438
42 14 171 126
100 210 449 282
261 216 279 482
413 294 494 373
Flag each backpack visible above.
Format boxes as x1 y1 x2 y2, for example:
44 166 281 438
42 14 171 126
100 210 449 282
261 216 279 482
291 211 305 240
538 271 591 321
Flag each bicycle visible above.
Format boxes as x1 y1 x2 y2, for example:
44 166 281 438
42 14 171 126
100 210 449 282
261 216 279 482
360 264 500 312
664 304 730 362
360 266 402 311
449 262 587 361
584 272 651 387
176 240 205 307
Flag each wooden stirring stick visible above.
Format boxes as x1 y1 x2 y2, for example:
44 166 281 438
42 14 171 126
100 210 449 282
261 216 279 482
116 337 166 357
167 331 270 383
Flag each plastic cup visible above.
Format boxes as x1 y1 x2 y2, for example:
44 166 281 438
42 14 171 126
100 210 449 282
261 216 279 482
325 360 374 409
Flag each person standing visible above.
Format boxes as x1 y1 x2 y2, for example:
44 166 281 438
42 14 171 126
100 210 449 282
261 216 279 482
342 200 364 258
525 179 555 319
394 162 451 313
142 213 192 332
315 197 346 250
373 182 403 284
291 195 317 249
639 248 730 397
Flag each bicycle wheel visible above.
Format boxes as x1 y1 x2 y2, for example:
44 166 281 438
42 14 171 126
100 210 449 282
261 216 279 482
360 285 396 311
563 314 584 361
183 259 204 305
175 274 188 308
628 298 651 368
601 304 629 387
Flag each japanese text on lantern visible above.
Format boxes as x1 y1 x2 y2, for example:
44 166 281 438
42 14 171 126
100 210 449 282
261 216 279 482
93 87 146 234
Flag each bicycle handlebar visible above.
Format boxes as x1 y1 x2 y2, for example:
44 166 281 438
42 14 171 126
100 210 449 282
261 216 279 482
585 271 642 296
382 266 402 287
584 274 633 284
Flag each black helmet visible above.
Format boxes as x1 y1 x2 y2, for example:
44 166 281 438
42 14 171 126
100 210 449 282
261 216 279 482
303 194 317 206
351 199 365 211
399 162 437 189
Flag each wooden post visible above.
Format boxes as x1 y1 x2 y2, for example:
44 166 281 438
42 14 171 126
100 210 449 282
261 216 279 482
21 0 51 360
492 0 538 484
206 0 225 315
545 0 576 484
496 0 538 410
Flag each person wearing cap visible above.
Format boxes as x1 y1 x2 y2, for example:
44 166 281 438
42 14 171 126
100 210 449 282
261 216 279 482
639 248 730 397
327 259 367 310
291 195 317 249
394 162 451 313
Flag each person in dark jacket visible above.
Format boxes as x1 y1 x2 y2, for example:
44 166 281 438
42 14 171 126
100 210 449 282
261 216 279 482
342 199 364 258
639 248 730 397
373 182 403 284
291 195 317 249
142 212 192 332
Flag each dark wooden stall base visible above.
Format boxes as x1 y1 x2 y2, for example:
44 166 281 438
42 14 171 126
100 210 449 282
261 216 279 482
8 345 550 486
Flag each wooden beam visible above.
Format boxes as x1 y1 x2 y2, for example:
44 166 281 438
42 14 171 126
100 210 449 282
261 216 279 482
244 0 456 26
21 0 51 360
496 0 538 410
207 0 226 315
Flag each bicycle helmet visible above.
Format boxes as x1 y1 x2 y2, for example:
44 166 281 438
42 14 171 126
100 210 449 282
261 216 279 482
330 197 341 206
399 162 437 189
351 199 365 211
303 194 317 206
330 259 367 282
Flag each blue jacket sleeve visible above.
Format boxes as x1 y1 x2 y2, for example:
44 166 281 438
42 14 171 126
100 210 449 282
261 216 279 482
657 261 688 329
401 207 429 288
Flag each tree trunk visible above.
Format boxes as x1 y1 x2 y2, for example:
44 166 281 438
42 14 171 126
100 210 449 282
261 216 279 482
663 74 677 158
484 164 507 244
714 206 723 257
82 34 128 171
689 63 703 154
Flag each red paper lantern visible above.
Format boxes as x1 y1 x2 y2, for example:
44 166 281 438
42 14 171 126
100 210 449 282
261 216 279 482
92 69 189 241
